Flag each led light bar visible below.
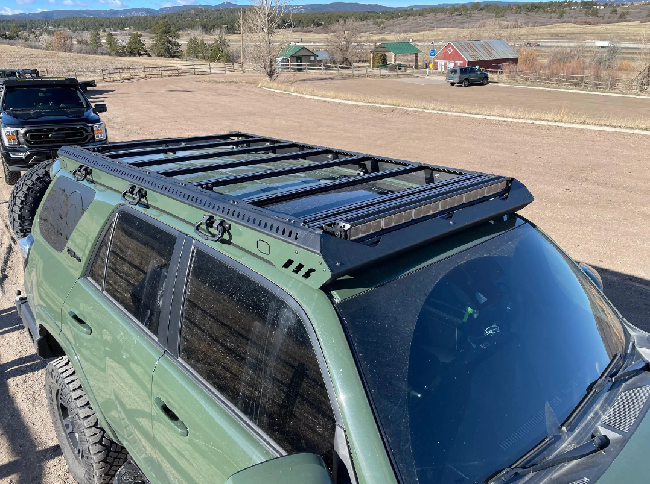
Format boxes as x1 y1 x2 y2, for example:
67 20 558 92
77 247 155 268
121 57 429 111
323 179 509 240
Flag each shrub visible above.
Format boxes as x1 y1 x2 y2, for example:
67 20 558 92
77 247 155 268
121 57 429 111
52 30 73 52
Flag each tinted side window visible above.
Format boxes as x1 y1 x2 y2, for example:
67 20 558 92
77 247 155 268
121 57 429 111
104 211 176 334
38 177 95 251
180 249 336 463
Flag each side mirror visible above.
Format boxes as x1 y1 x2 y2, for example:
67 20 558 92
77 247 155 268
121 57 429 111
580 263 603 292
93 104 107 114
225 454 332 484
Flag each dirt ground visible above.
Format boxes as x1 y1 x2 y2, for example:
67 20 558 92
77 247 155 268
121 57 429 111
276 74 650 125
1 74 649 483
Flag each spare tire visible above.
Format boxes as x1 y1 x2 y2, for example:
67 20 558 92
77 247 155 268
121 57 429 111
8 160 53 239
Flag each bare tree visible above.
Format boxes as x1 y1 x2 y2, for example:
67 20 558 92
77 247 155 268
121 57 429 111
52 31 73 52
244 0 289 80
328 19 363 66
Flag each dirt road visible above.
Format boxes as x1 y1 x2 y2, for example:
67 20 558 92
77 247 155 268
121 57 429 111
278 75 650 126
1 74 649 483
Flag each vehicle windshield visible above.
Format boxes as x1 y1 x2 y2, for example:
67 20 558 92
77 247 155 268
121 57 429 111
332 221 625 484
3 86 88 111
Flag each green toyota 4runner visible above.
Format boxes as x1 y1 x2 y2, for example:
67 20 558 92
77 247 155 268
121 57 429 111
10 133 650 484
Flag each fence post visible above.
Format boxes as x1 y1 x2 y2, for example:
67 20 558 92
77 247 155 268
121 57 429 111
101 69 105 81
366 66 368 77
209 63 211 73
337 65 340 76
607 77 611 91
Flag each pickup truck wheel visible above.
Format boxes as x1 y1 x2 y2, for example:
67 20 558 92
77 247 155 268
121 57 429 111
45 357 128 484
2 156 20 186
449 82 456 86
482 77 489 85
463 79 470 87
7 160 53 238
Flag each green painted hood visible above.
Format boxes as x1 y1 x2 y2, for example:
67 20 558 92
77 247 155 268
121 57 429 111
596 409 650 484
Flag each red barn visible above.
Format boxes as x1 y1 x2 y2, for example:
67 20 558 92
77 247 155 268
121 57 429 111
432 39 519 72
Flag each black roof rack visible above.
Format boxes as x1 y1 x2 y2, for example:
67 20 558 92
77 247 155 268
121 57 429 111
60 132 533 279
3 77 79 87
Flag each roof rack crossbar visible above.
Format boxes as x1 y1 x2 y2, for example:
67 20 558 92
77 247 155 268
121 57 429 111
299 173 487 225
195 155 368 189
91 132 255 153
307 176 507 229
157 148 333 177
107 135 272 159
128 142 297 168
245 165 423 206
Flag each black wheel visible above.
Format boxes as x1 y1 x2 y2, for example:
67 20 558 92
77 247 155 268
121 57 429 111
482 77 489 85
463 78 470 87
7 159 53 238
2 156 20 186
46 357 127 484
449 82 456 86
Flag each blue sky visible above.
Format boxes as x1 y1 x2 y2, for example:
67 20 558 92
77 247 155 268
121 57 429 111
0 0 475 17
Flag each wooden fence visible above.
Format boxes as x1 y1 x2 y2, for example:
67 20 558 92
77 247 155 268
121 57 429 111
486 69 648 94
101 62 244 81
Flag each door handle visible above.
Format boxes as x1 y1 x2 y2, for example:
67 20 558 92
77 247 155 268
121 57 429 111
67 310 92 335
154 397 188 437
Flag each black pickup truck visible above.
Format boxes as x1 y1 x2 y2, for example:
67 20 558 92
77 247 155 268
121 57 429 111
0 77 107 185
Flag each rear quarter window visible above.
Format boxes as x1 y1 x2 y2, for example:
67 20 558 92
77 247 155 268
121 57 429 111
449 69 457 75
38 177 95 252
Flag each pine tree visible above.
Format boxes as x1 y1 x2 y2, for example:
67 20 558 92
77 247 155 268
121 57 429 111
125 32 148 56
105 32 123 56
89 29 101 52
185 36 200 58
207 30 231 63
150 19 181 58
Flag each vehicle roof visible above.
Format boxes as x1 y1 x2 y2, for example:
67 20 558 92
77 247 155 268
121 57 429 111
3 77 79 87
56 133 533 286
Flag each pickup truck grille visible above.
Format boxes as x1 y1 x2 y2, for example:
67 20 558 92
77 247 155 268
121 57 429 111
23 125 92 147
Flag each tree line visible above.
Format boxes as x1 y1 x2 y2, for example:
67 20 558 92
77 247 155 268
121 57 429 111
0 1 616 35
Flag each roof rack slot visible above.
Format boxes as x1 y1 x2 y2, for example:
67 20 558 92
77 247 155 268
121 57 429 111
107 135 271 160
245 165 422 206
195 155 367 190
92 132 255 153
128 142 297 168
157 148 333 177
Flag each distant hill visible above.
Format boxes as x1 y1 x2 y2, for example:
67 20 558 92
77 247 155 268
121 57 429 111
0 1 578 20
0 0 633 21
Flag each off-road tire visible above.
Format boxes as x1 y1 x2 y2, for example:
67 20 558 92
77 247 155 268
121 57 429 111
45 356 128 484
2 156 20 186
482 77 489 85
463 78 470 87
7 160 53 238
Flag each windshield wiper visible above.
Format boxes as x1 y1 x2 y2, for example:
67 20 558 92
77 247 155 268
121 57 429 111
561 353 623 430
487 435 610 483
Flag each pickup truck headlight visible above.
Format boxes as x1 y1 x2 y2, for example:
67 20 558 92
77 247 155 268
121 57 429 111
93 123 106 141
1 127 20 146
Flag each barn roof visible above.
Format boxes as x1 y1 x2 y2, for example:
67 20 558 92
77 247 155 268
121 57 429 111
447 40 519 61
379 42 422 54
278 45 317 58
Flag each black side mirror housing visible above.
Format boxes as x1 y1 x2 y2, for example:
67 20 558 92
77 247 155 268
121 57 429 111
93 104 107 114
580 263 603 292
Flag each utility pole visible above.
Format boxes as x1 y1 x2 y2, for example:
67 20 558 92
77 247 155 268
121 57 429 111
240 8 244 72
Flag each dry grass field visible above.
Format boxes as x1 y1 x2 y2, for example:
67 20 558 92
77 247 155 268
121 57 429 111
0 44 212 78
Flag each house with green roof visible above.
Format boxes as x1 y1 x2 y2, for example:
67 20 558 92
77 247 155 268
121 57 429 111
276 45 318 71
370 42 422 69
